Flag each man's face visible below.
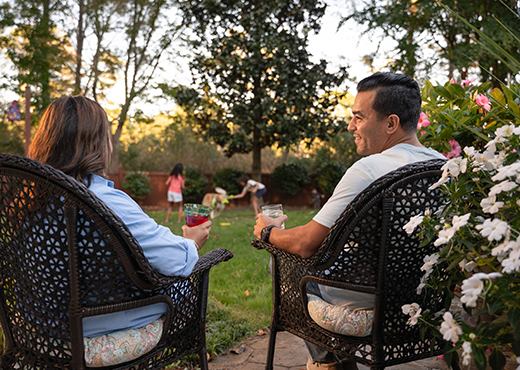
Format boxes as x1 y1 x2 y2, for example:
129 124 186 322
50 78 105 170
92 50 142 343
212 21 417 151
348 90 389 156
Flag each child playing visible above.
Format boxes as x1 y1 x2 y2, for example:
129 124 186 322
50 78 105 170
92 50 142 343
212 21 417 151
165 163 185 223
230 175 266 215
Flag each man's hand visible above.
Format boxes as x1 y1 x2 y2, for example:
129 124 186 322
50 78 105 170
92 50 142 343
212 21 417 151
254 214 288 239
182 221 212 251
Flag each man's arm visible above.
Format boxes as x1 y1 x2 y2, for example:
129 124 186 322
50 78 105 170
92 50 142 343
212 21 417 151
254 214 329 258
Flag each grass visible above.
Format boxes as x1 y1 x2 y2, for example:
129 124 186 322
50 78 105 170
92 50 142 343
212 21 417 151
150 208 318 359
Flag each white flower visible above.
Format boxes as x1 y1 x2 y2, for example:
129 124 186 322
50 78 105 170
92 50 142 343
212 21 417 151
464 146 476 157
516 356 520 370
462 341 473 366
460 272 503 307
459 259 476 272
491 162 520 181
443 157 468 177
494 124 516 142
489 180 517 196
480 195 504 214
502 247 520 274
403 215 424 234
402 303 420 315
475 218 508 241
439 312 462 343
402 303 422 326
452 213 470 231
460 276 484 307
421 254 440 273
429 171 450 190
434 227 456 246
492 239 518 258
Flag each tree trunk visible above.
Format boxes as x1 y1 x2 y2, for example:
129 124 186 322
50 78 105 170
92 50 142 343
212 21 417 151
252 124 261 182
74 0 86 95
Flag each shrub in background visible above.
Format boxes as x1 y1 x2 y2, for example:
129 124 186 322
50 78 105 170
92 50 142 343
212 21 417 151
211 167 244 194
271 162 310 196
184 167 208 202
315 161 347 196
122 171 152 200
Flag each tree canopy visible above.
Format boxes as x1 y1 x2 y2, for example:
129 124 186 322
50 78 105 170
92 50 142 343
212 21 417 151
174 0 349 179
345 0 520 86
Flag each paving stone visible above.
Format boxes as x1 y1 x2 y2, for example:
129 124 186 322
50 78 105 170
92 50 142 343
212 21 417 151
208 331 454 370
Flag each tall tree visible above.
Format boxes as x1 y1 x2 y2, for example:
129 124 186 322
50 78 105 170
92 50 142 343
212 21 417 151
0 0 73 117
108 0 184 171
345 0 520 86
176 0 348 180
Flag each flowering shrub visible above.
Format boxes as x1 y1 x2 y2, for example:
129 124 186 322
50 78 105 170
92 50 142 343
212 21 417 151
402 79 520 370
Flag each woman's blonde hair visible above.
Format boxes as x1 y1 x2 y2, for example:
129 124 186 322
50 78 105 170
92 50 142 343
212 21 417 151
29 96 111 185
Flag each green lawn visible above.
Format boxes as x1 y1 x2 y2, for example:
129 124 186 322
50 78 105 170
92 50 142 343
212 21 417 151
149 208 318 357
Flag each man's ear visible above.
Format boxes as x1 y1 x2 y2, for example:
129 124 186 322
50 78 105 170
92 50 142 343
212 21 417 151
386 114 400 135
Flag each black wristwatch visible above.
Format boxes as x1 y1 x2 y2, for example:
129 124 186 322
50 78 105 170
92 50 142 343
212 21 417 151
261 225 277 243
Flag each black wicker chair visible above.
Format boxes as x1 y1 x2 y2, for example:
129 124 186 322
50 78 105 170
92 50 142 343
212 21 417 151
253 159 460 370
0 153 233 370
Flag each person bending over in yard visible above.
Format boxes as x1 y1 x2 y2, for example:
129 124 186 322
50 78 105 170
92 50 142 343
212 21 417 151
165 163 185 223
253 72 446 370
29 95 212 367
231 175 267 215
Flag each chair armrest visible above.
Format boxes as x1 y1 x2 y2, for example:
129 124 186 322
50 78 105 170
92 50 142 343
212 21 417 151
191 248 234 275
146 248 233 287
251 239 318 268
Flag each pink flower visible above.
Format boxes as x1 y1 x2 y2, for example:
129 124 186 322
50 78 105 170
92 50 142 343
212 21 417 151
450 78 457 84
417 112 430 129
461 79 475 88
443 139 462 159
476 94 491 111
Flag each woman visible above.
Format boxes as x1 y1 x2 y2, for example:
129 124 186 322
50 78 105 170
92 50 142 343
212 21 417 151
165 163 185 223
29 95 212 366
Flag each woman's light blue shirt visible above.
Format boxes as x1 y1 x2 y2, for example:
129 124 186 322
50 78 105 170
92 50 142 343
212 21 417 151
82 175 199 337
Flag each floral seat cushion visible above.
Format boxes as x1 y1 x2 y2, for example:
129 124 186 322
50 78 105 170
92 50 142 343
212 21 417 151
307 294 374 337
83 316 165 367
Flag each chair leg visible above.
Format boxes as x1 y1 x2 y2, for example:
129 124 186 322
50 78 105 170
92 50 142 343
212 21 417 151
265 328 278 370
198 348 209 370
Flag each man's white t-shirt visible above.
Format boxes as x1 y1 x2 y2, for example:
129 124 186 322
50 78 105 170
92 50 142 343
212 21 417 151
312 143 446 310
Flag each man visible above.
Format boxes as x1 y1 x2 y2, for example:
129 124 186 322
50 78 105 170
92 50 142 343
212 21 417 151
253 72 446 370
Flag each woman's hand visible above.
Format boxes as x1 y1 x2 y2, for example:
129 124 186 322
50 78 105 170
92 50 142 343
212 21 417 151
182 221 212 251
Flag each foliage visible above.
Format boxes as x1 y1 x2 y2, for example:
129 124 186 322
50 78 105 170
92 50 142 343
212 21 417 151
314 161 347 196
271 162 310 196
174 0 348 179
0 104 25 155
122 171 152 200
0 0 73 119
401 79 520 369
345 0 520 85
184 166 208 202
211 167 244 195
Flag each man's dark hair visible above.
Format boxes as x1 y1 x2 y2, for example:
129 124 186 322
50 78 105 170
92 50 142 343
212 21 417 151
357 72 421 133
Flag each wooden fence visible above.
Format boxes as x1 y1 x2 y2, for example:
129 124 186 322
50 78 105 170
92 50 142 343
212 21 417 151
108 170 323 210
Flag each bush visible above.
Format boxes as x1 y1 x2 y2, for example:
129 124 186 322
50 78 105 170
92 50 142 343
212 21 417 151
315 161 347 196
271 162 310 195
122 171 152 200
184 167 208 202
211 167 244 194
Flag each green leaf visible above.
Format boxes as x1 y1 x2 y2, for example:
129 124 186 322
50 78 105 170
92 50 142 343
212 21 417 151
472 346 487 370
509 308 520 341
489 348 506 370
